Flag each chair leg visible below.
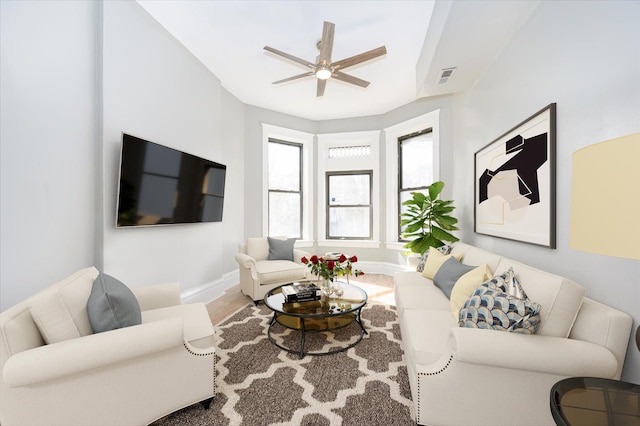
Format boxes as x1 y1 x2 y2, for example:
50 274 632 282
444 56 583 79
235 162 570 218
200 397 213 410
253 299 261 306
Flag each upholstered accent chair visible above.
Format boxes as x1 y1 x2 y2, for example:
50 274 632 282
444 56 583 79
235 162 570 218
235 237 311 302
0 267 215 426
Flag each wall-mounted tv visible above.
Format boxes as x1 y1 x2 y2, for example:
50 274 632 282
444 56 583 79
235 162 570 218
116 133 226 227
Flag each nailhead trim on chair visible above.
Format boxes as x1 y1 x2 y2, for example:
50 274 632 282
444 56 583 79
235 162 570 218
416 354 454 425
182 343 217 402
212 348 217 396
183 342 215 356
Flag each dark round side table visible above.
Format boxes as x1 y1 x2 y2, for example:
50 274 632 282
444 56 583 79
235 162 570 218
551 377 640 426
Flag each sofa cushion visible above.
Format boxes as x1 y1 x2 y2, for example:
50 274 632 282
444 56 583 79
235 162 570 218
246 237 270 261
394 270 434 287
29 292 81 344
54 266 99 336
395 276 451 317
421 249 463 280
494 259 585 338
416 244 452 272
449 264 490 318
28 266 100 343
87 273 142 333
256 260 308 285
458 246 502 275
433 258 476 299
267 237 296 261
458 277 542 334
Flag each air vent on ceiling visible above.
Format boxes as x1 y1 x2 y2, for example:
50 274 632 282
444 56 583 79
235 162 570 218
438 67 456 85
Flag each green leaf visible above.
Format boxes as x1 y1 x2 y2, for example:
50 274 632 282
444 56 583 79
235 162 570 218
411 192 427 203
399 181 458 250
402 199 419 207
404 222 424 233
431 226 459 243
428 181 444 200
438 215 459 226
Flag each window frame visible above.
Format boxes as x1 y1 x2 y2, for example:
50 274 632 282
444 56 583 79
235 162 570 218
316 130 381 248
397 127 434 242
325 170 373 240
267 138 303 238
261 124 313 243
384 110 440 249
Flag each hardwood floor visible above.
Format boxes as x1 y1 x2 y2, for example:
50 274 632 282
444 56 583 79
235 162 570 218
206 274 395 326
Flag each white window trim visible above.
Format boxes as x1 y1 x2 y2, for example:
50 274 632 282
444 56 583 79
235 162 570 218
383 110 440 251
317 130 381 248
261 123 313 243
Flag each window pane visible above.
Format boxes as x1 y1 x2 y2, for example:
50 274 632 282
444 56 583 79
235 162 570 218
269 142 300 191
329 207 370 238
269 192 301 238
401 133 433 189
328 174 370 205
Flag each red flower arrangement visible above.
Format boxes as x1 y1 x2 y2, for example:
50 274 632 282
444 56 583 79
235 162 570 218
301 253 364 282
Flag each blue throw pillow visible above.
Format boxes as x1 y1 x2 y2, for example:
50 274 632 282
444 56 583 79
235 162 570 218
87 273 142 333
433 257 476 298
267 237 296 261
458 277 542 334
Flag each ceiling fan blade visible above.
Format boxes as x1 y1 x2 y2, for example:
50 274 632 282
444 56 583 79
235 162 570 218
272 71 315 85
332 46 387 70
318 21 335 64
264 46 315 68
317 79 327 97
332 71 370 88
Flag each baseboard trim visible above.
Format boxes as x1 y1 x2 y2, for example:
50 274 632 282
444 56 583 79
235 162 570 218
181 270 239 305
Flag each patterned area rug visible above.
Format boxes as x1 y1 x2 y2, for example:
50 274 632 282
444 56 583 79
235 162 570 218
153 302 414 425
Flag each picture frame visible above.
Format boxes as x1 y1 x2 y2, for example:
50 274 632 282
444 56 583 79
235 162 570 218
474 103 556 248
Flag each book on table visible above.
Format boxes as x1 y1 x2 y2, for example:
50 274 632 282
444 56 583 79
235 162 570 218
282 282 321 302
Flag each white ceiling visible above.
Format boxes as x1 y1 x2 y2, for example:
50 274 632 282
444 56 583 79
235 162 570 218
137 0 540 121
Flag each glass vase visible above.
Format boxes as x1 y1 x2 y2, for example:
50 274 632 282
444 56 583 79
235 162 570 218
319 278 332 297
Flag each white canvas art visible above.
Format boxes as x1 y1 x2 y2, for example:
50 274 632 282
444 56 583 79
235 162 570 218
474 104 556 248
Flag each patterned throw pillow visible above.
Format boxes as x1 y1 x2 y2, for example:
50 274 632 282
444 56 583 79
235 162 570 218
416 244 452 272
458 269 542 334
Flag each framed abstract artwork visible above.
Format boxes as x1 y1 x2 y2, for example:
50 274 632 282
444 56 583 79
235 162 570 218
474 103 556 248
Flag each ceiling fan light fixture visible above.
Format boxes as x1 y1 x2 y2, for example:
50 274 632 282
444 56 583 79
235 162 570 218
265 21 386 96
315 65 332 80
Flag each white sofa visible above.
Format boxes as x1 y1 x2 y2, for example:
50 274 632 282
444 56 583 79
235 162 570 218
395 242 633 426
0 267 216 426
235 237 311 302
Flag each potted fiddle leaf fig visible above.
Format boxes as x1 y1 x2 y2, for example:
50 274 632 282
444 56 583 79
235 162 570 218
401 181 459 255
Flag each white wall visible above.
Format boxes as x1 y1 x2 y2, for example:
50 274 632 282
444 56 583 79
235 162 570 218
0 1 246 311
101 1 245 291
451 0 640 382
0 1 98 310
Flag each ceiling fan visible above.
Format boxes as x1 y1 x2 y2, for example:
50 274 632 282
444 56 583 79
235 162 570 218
264 21 387 97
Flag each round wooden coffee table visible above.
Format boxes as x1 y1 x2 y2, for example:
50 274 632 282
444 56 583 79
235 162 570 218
264 282 368 358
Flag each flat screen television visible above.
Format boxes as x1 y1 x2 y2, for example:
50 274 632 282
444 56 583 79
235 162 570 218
116 133 226 227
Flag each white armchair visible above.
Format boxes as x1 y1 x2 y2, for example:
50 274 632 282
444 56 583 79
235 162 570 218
0 267 215 426
235 237 311 302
